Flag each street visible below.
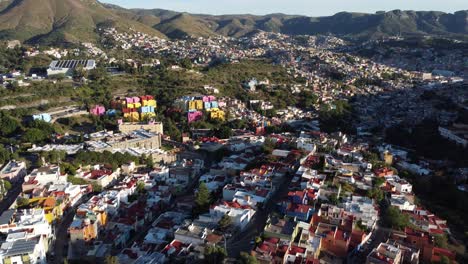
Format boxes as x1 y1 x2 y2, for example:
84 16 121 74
0 181 23 213
227 173 293 257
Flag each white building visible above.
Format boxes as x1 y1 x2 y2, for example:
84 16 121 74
297 138 317 152
390 194 416 212
341 196 379 229
386 176 413 193
25 165 65 186
0 160 27 182
0 233 47 264
47 60 96 76
0 209 52 238
209 202 255 231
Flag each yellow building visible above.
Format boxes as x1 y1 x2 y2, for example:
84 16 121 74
140 112 157 120
28 197 63 224
383 151 393 165
188 100 197 111
210 109 225 121
124 112 140 122
144 99 157 107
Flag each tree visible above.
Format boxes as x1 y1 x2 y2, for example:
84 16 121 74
104 255 119 264
0 113 19 136
367 188 384 202
204 245 226 264
92 183 103 193
3 180 11 191
434 234 449 249
218 215 232 231
262 138 276 154
373 177 385 187
180 58 192 69
136 181 146 194
16 197 29 208
22 128 48 143
195 182 211 214
146 156 154 169
0 146 11 165
215 126 233 139
237 252 259 264
438 255 450 264
50 73 66 82
383 206 410 230
328 194 339 205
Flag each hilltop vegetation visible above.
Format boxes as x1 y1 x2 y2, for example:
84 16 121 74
106 6 468 41
0 0 165 44
0 1 466 44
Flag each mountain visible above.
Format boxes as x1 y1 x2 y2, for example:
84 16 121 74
154 13 218 38
0 1 466 44
0 0 165 44
117 8 467 41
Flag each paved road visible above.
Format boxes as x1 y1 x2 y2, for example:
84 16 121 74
52 208 76 264
347 225 391 264
227 173 294 257
0 181 23 213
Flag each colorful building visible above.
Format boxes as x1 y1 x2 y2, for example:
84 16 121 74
90 105 106 116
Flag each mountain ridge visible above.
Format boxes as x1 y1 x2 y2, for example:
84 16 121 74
0 0 166 44
0 1 466 44
104 6 468 41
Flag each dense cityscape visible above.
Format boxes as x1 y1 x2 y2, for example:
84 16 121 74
0 1 467 264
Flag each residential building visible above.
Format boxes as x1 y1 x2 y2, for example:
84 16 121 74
366 243 402 264
0 160 26 182
47 59 96 76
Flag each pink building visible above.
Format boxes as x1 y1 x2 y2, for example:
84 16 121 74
202 95 217 102
188 111 203 123
125 97 134 104
90 105 106 116
132 97 140 103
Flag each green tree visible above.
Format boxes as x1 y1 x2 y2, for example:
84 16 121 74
0 113 19 136
438 255 450 264
383 206 410 230
92 183 103 193
3 180 12 191
136 181 146 194
237 252 259 264
373 177 386 187
146 156 155 169
22 128 48 143
434 234 449 249
195 182 211 214
204 245 226 264
16 197 29 208
218 215 232 231
104 255 119 264
328 194 339 205
367 188 384 202
262 138 276 154
216 126 233 139
0 146 11 165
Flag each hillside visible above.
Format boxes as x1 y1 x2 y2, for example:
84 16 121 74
0 1 466 44
0 0 165 44
117 7 468 41
154 13 218 38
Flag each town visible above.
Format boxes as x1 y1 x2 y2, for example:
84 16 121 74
0 11 467 264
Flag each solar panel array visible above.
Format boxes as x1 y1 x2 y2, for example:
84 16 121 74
49 60 96 70
5 240 37 256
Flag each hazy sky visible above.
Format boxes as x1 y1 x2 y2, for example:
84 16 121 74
101 0 467 16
